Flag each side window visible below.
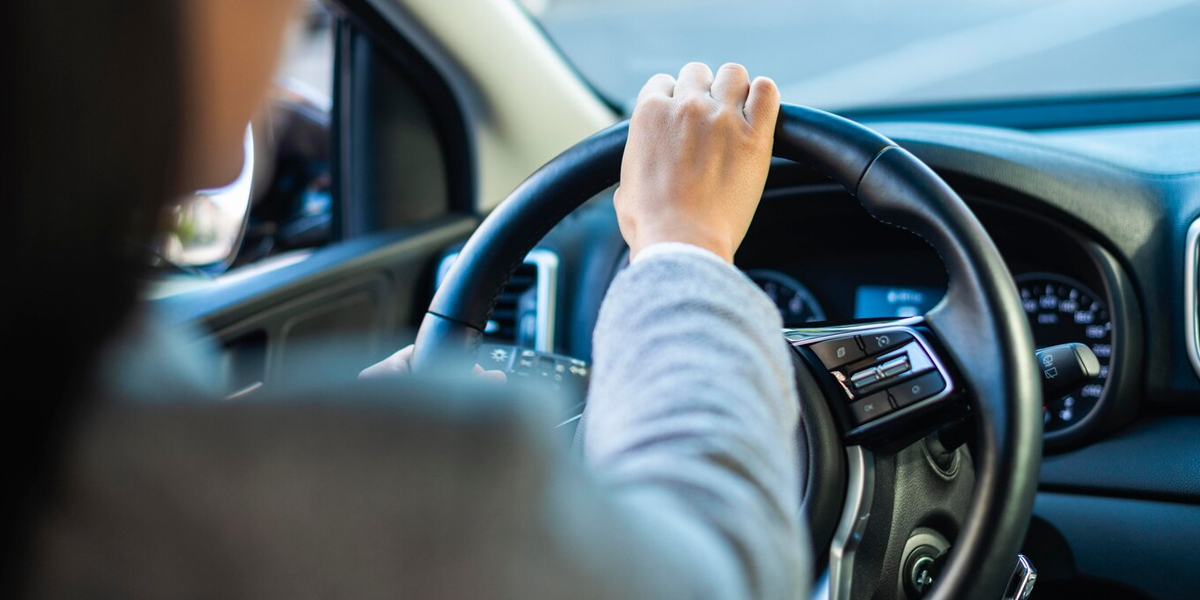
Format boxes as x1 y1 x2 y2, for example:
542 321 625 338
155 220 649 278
335 9 473 236
157 1 336 274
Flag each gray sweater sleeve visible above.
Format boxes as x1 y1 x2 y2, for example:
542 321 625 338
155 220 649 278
583 249 809 600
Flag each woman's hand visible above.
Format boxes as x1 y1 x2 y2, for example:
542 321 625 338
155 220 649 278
359 345 507 383
615 63 780 263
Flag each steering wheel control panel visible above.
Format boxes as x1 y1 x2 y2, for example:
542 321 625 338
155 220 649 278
789 325 959 443
479 343 590 399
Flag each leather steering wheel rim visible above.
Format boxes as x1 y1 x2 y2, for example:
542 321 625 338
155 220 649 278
414 104 1042 600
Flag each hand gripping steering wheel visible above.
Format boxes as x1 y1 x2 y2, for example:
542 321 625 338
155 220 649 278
414 105 1042 600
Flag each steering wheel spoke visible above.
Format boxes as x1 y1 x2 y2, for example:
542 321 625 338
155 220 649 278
787 318 967 448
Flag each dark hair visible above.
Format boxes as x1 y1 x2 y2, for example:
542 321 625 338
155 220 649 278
1 0 183 590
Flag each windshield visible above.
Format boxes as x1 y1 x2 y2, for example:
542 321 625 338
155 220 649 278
533 0 1200 112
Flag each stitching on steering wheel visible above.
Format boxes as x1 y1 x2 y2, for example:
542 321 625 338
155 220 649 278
854 146 955 290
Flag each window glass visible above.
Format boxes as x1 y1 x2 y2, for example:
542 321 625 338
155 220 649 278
533 0 1200 111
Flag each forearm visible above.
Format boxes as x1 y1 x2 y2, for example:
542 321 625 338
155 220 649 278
583 248 808 599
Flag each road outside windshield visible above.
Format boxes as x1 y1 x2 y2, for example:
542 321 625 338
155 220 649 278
531 0 1200 111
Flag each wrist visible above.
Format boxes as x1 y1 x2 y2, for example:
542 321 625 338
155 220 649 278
629 225 735 263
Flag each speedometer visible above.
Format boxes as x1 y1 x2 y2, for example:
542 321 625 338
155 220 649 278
747 269 826 327
1016 274 1112 433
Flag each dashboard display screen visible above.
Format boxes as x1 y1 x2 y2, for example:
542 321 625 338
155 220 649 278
854 286 942 319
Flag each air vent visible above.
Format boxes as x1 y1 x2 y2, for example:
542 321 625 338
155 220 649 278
1186 219 1200 380
436 249 558 352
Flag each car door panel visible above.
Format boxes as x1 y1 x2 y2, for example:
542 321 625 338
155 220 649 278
155 216 476 397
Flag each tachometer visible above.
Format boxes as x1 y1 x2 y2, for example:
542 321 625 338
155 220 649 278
1016 274 1112 433
747 269 826 327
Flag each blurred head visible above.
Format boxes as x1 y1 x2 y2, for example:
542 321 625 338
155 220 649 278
2 0 299 590
182 0 302 190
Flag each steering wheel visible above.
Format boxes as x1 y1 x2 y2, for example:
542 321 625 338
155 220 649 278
414 104 1042 600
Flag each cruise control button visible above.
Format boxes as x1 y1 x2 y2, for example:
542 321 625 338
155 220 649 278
891 371 947 408
861 331 914 356
850 366 881 389
849 392 894 425
879 356 911 378
810 337 866 368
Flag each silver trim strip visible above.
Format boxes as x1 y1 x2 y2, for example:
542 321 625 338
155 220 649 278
1002 554 1038 600
528 249 559 354
556 413 584 429
225 381 263 400
1185 218 1200 381
436 249 558 353
783 316 926 345
825 446 874 600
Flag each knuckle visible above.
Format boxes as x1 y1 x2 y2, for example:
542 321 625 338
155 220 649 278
638 94 669 112
680 61 712 77
646 73 673 87
676 96 711 119
753 76 780 97
632 100 668 125
718 62 748 76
